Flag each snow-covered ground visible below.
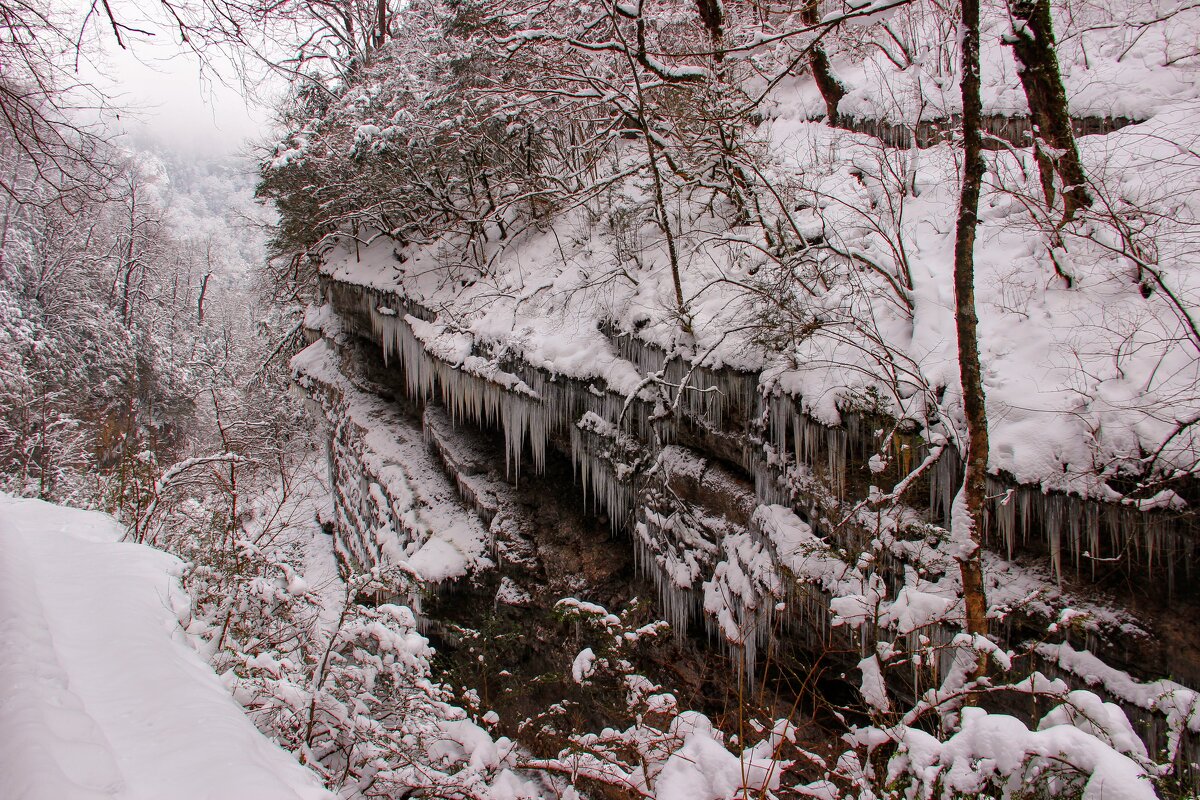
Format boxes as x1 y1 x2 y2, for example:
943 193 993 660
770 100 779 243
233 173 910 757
0 494 333 800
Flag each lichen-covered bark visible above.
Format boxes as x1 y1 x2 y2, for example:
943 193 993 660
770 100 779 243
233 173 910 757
801 0 847 126
1007 0 1093 222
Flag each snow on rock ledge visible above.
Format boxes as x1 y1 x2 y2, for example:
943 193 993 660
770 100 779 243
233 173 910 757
292 339 493 583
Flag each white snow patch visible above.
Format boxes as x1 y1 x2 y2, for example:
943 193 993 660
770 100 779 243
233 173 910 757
0 494 333 800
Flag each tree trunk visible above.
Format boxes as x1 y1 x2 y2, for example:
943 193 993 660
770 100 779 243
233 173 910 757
621 9 688 328
0 160 18 279
954 0 990 680
121 182 138 327
374 0 387 51
801 0 846 126
695 0 723 54
198 272 211 323
1006 0 1092 222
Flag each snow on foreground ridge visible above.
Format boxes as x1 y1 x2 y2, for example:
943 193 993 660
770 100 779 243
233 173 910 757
0 494 333 800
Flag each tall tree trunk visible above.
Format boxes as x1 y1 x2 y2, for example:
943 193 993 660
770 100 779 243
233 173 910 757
0 160 18 279
198 272 211 323
954 0 990 680
697 0 755 226
695 0 723 56
801 0 846 126
120 181 138 327
374 0 388 50
1006 0 1092 222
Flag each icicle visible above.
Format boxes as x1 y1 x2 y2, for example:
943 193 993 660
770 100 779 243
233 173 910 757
828 427 846 498
1068 496 1082 578
988 476 1016 558
1018 486 1032 547
1144 516 1157 575
1046 492 1064 584
1085 500 1099 581
929 447 960 524
1105 504 1124 569
366 293 558 484
633 518 699 640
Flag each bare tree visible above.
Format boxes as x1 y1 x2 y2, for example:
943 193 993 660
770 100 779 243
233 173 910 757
0 2 119 208
800 0 847 125
951 0 989 678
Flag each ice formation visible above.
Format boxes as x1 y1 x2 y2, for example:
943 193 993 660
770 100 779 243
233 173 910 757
339 275 1197 614
305 280 1196 759
366 297 547 480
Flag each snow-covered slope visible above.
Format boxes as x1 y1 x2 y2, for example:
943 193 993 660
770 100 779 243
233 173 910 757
320 105 1200 503
0 495 333 800
299 0 1200 505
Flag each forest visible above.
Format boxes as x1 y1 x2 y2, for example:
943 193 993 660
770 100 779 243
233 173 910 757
2 0 1199 797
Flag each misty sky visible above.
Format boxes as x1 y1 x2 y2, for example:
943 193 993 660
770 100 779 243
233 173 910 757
86 33 277 158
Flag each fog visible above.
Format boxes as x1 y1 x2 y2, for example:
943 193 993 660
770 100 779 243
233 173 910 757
85 33 276 158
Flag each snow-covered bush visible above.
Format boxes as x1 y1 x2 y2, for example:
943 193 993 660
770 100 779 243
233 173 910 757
153 457 547 798
771 508 1172 799
525 597 797 799
806 698 1160 800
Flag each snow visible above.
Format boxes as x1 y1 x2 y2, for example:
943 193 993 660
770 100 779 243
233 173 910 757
775 0 1200 126
889 705 1159 800
857 654 892 713
314 0 1200 508
1039 690 1148 760
1037 640 1200 759
496 576 533 606
654 712 784 800
0 494 333 800
571 648 598 684
754 500 1148 658
285 0 1200 784
292 339 493 583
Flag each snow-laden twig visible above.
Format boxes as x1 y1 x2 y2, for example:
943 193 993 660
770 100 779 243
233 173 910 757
132 452 255 545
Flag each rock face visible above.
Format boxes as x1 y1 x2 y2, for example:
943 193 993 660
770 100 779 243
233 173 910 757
299 276 1200 773
296 305 757 748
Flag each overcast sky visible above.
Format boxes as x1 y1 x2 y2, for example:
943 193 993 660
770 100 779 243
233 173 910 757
84 31 277 158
